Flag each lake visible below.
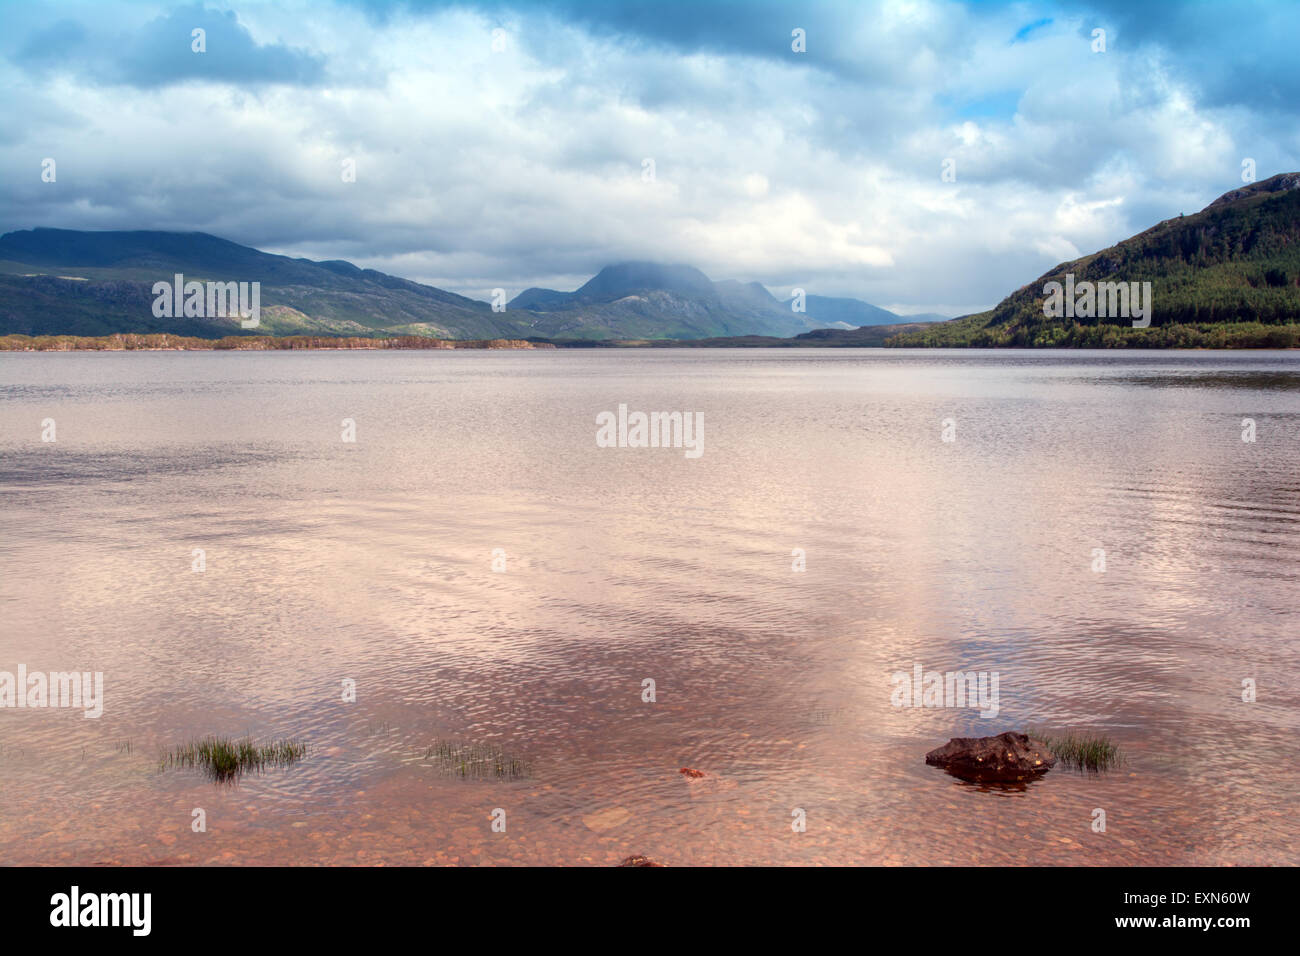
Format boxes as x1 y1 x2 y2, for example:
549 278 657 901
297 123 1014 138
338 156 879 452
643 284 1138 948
1 348 1297 865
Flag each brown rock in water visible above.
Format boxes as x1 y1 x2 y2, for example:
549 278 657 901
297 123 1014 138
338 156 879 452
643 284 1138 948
679 767 706 778
925 731 1056 783
618 855 665 867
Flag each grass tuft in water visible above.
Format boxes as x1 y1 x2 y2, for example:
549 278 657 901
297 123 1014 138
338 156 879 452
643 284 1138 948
1029 728 1122 773
424 739 529 780
160 736 308 782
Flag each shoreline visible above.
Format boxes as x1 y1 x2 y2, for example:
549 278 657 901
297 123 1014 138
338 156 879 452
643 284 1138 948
1 332 1295 352
0 333 556 352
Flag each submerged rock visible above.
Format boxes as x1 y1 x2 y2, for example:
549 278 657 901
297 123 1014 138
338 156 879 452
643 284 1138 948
618 855 665 867
582 806 632 832
925 731 1056 783
678 767 737 801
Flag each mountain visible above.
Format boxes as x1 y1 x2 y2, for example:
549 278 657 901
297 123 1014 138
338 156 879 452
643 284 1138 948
508 287 572 311
0 228 514 339
712 278 787 315
0 230 903 342
574 262 717 301
778 293 901 327
887 172 1300 348
506 262 852 339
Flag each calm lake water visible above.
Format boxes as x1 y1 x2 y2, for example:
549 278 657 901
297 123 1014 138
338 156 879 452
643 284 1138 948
1 349 1297 866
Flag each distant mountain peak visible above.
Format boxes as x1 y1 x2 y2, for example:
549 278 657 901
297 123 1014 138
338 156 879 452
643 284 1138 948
576 262 717 301
714 278 779 301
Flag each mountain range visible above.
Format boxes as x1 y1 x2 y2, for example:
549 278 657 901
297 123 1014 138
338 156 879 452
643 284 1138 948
10 173 1291 351
0 230 918 342
506 265 910 337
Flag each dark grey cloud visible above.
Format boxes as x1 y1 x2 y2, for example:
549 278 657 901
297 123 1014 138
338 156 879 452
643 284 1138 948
1052 0 1300 116
14 4 325 88
352 0 1300 119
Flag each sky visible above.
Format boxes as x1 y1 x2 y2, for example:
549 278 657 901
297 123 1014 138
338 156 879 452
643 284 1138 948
2 0 1298 316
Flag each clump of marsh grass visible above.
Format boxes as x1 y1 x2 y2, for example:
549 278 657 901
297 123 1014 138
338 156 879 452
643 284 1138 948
160 735 308 782
424 739 529 780
1029 728 1122 773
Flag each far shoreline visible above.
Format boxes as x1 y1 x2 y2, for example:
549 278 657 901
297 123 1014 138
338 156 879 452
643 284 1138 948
0 333 556 352
1 332 1296 352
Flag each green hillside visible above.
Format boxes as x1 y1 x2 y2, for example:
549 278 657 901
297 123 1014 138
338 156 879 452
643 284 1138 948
0 229 516 339
888 173 1300 348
